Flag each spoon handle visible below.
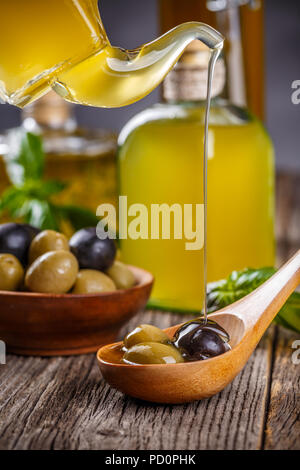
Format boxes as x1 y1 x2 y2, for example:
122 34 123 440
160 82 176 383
224 250 300 333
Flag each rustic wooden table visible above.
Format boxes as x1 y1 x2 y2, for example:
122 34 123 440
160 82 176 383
0 173 299 450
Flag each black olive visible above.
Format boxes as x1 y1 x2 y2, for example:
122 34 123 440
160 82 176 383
172 318 231 361
69 227 116 271
0 223 40 266
22 224 41 240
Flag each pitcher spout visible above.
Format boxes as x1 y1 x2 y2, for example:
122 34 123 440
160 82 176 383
52 22 224 108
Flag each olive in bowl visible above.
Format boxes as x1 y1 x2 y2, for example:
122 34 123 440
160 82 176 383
0 254 24 291
72 270 116 294
25 250 79 294
0 223 40 266
29 230 69 264
106 261 136 290
69 227 116 271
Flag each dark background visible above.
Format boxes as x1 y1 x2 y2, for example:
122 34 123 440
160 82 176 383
0 0 299 170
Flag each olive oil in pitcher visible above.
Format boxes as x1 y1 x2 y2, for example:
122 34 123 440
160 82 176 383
0 1 223 110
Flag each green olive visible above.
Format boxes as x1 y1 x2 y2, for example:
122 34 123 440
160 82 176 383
72 269 116 294
29 230 69 264
106 261 136 290
122 342 184 365
124 324 170 349
25 250 78 294
0 254 24 291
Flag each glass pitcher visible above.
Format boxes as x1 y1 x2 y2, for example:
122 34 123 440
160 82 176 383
0 0 223 108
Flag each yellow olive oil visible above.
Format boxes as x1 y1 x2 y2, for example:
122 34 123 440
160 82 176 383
0 0 104 107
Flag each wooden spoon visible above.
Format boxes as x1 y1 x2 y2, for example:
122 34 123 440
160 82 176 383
97 250 300 404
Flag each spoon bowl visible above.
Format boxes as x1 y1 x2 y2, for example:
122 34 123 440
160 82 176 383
98 251 300 403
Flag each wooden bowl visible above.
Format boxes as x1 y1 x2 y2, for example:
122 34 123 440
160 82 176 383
0 266 153 357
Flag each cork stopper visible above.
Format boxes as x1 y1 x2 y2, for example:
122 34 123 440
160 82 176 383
21 91 76 132
163 41 225 102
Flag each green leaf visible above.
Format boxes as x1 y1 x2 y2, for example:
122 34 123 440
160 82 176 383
207 267 276 312
57 204 99 231
4 131 44 185
0 187 24 212
275 292 300 332
40 180 68 196
0 187 29 218
21 179 68 199
24 200 60 231
207 267 299 333
0 131 101 234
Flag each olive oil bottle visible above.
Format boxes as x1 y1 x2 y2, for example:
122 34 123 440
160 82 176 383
118 42 275 312
0 92 117 223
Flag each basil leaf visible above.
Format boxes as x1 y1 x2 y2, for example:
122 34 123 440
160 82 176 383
24 200 60 231
4 131 44 185
57 204 99 231
21 179 68 199
1 131 103 235
0 187 24 213
41 180 68 196
275 292 300 332
0 187 29 218
207 267 300 333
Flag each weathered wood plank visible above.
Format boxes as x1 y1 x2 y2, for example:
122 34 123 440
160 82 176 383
267 173 300 450
276 173 300 265
264 326 300 450
0 311 274 450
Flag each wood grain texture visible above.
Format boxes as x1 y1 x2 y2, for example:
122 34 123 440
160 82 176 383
267 172 300 450
264 327 300 450
0 311 273 450
276 173 300 264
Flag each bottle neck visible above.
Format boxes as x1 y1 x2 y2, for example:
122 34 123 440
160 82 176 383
21 91 76 133
207 0 248 107
206 0 259 11
163 41 226 103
